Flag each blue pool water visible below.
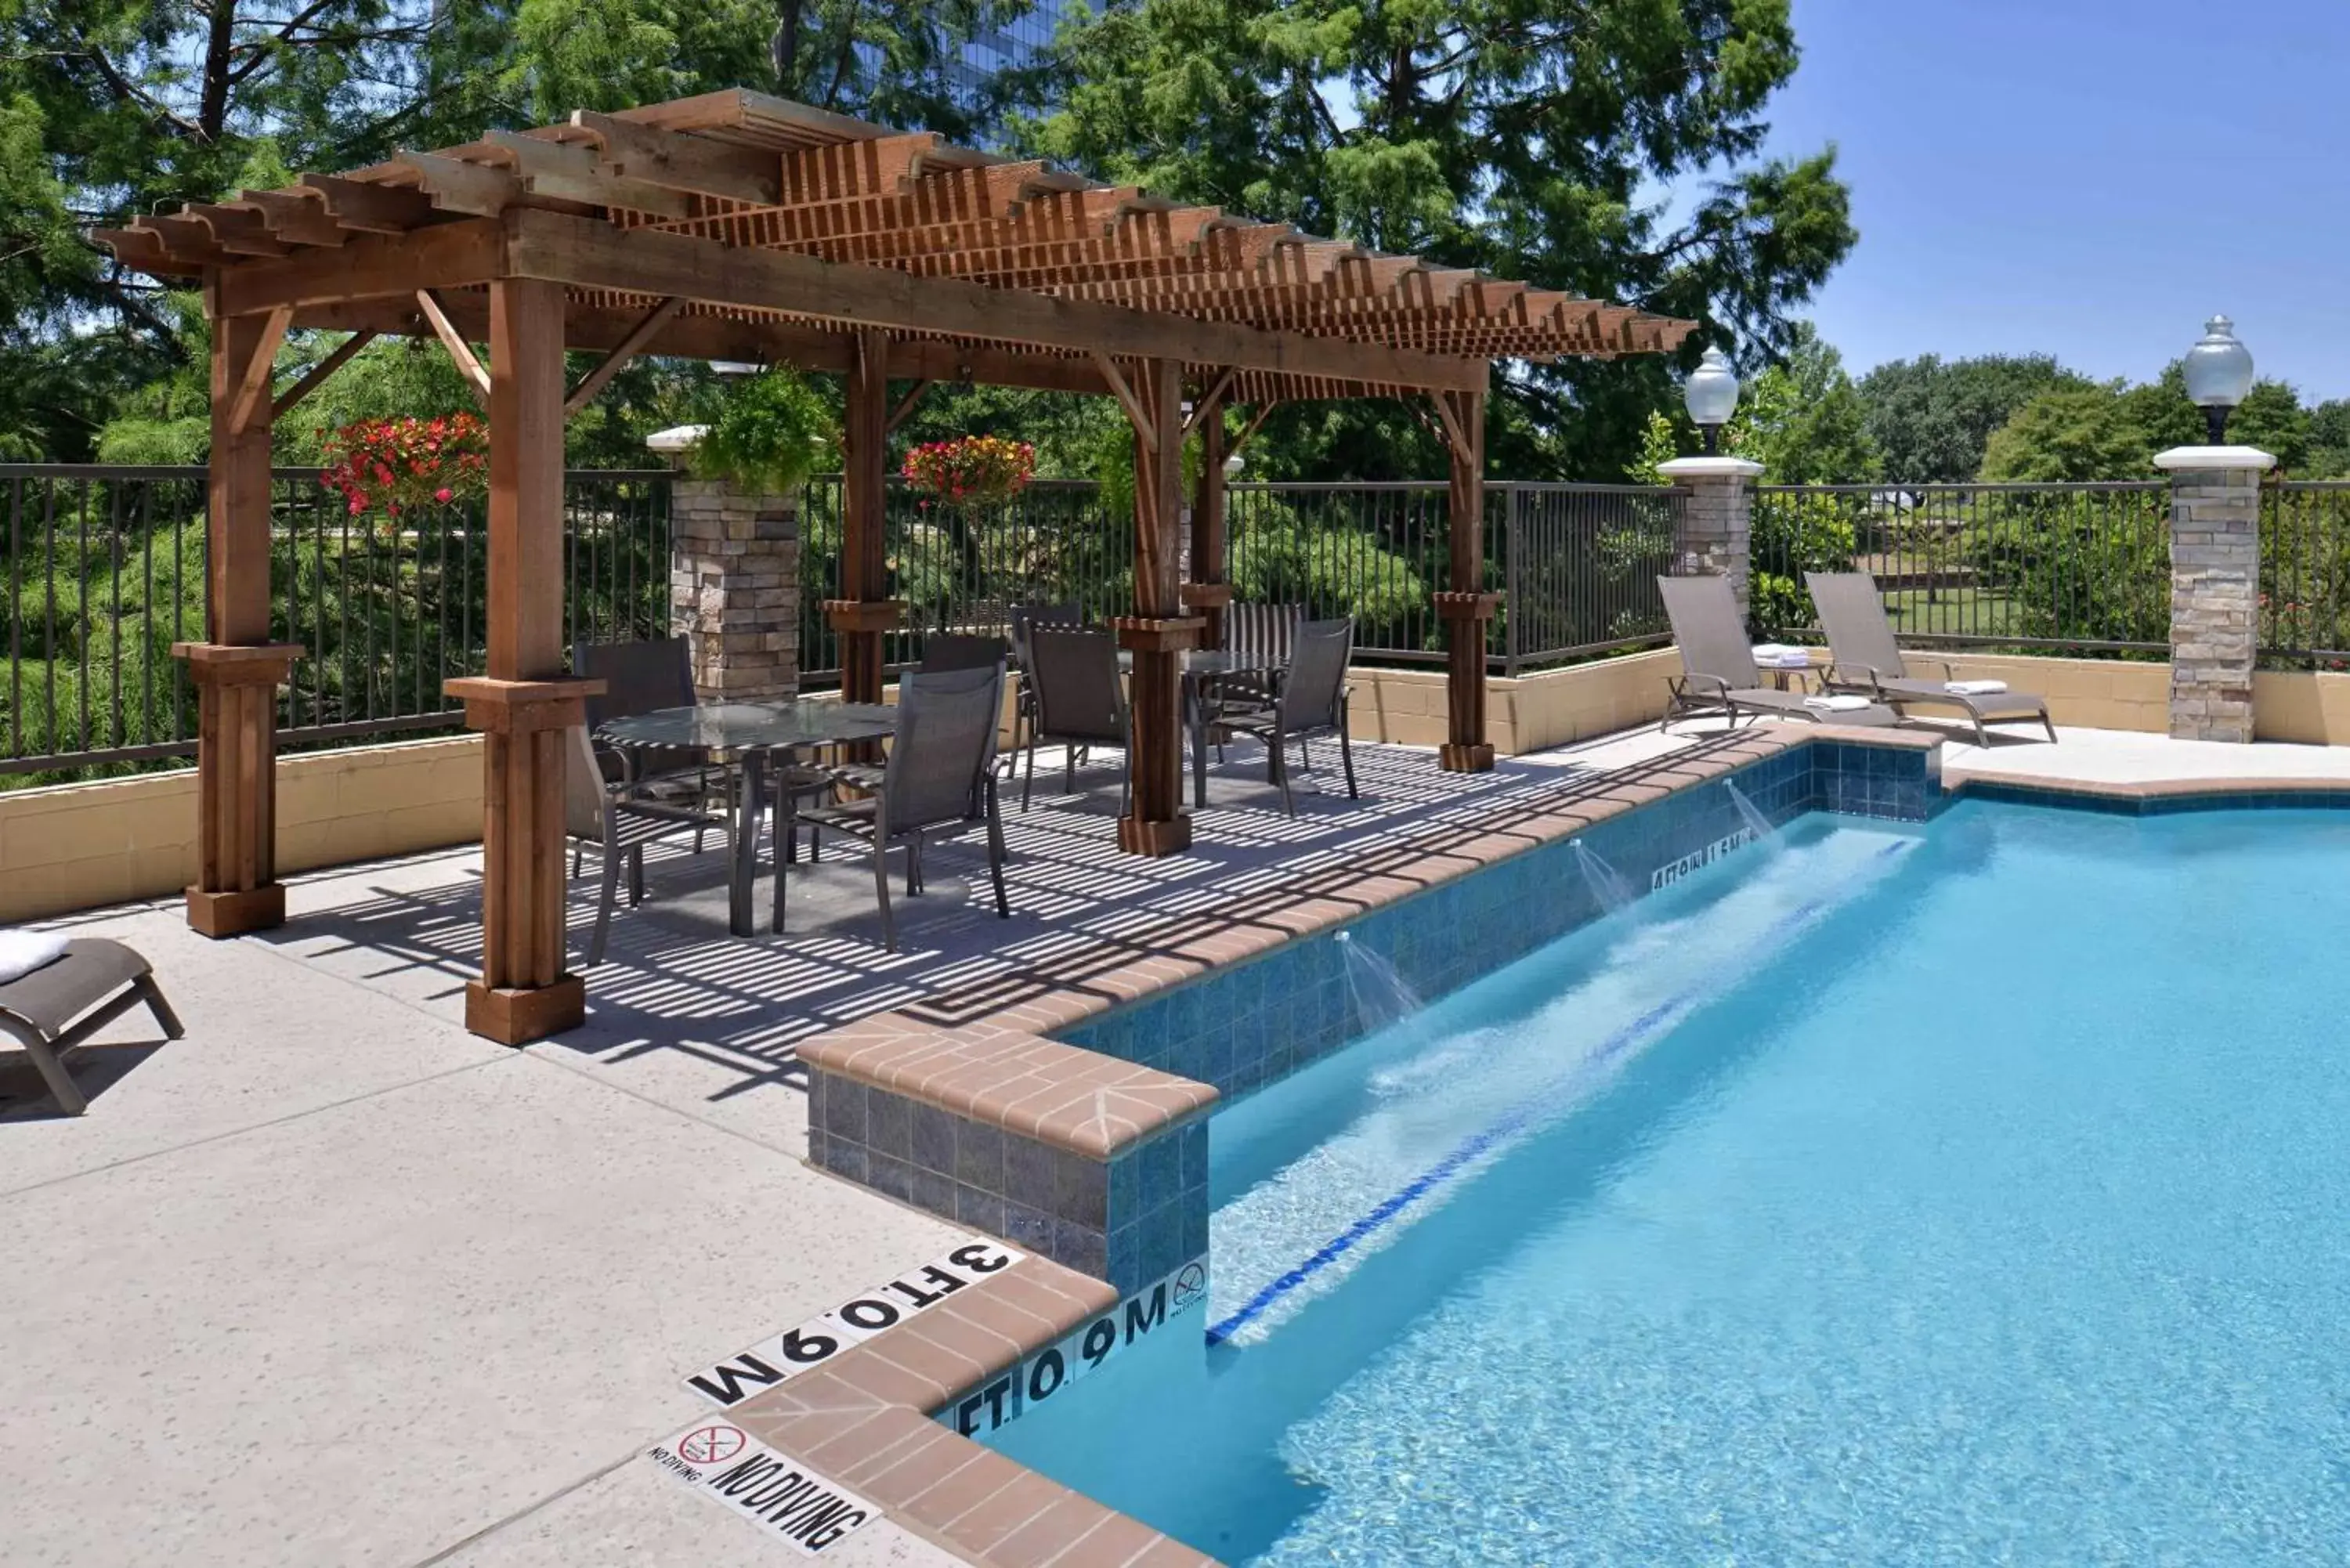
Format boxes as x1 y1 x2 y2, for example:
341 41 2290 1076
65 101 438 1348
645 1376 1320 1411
992 801 2350 1564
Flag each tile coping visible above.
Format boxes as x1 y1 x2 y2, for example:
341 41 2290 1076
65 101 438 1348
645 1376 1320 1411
1949 769 2350 803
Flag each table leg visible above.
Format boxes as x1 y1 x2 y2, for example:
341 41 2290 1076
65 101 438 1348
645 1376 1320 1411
731 752 764 937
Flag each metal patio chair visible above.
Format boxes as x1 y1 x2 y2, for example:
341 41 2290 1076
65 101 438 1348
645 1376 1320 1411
1216 617 1360 815
0 938 183 1115
573 637 721 868
1658 574 1896 732
1806 571 2058 746
772 665 1011 952
1019 624 1132 811
1007 602 1083 768
563 724 733 965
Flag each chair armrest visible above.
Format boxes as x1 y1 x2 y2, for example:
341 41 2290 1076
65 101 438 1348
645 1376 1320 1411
1679 672 1732 696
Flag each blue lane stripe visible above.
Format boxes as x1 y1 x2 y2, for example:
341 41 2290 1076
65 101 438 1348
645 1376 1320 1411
1203 839 1911 1349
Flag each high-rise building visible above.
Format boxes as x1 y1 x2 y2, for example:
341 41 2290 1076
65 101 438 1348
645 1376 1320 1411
956 1 1091 101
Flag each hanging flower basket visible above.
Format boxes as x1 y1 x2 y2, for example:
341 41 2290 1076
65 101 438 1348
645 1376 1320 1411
901 435 1036 510
318 414 489 528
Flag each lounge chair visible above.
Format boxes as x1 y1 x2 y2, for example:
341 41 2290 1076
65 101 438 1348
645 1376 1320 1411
0 936 183 1115
1805 572 2057 746
1216 617 1359 815
1658 574 1896 732
773 664 1011 952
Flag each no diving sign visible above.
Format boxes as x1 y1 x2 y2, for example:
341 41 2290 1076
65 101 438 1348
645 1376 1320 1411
647 1419 879 1557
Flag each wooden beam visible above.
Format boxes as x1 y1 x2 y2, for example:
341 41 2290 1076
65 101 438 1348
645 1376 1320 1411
186 204 295 258
396 151 524 218
1426 387 1473 465
567 110 782 204
1091 352 1155 450
562 295 682 417
215 216 504 315
1229 399 1280 460
270 330 378 423
298 173 436 233
884 379 932 435
233 189 350 247
487 280 569 681
836 329 891 712
417 289 491 401
503 208 1489 393
483 131 693 217
1183 368 1235 436
291 294 1118 398
229 305 293 435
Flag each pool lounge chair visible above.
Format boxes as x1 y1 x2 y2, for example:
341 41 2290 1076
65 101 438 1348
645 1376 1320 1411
0 936 183 1115
1805 572 2057 746
1658 574 1896 732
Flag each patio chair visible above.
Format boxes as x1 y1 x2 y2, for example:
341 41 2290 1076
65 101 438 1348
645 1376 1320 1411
0 936 182 1115
1658 574 1896 732
573 637 719 867
1020 624 1133 811
772 665 1011 952
563 724 733 966
1007 602 1083 764
920 633 1011 674
1805 571 2057 746
1216 617 1359 815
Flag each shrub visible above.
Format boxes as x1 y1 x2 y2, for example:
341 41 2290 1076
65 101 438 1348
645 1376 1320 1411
693 368 837 495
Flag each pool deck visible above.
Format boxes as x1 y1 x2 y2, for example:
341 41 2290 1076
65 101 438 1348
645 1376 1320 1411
6 718 2347 1568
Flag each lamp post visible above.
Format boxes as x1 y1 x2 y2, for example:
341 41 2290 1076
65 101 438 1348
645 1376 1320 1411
1683 346 1741 455
1223 450 1245 479
2183 316 2254 445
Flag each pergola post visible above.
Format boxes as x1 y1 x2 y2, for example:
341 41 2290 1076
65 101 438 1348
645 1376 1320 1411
445 278 601 1046
175 302 302 937
1432 387 1497 771
826 327 902 706
1182 391 1233 649
1112 356 1201 856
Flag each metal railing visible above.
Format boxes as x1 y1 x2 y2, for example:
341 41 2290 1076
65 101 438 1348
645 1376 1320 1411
794 477 1685 683
2 464 670 783
1750 482 2172 654
2262 481 2350 667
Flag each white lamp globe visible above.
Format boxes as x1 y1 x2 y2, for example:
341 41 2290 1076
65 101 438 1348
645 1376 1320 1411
1683 346 1741 426
2182 316 2254 410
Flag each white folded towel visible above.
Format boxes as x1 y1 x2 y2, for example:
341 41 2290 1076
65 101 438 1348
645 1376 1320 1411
1943 679 2008 695
0 930 69 986
1803 694 1874 712
1750 644 1811 668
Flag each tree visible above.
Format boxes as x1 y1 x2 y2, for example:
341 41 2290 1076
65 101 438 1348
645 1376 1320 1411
1730 323 1879 485
1856 354 2089 485
2307 399 2350 480
1976 385 2150 483
1010 0 1856 480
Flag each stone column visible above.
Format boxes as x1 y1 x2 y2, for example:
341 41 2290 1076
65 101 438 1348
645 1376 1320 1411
2154 444 2272 743
1657 455 1766 609
651 432 801 703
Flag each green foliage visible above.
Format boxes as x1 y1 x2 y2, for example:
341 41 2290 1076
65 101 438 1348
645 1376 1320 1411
2307 400 2350 481
1856 355 2091 484
1228 498 1429 645
1013 0 1856 480
1965 490 2171 647
1747 493 1857 635
1727 323 1880 484
692 369 839 495
1979 365 2312 483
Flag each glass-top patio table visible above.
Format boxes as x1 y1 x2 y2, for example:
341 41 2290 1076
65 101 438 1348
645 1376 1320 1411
596 700 898 936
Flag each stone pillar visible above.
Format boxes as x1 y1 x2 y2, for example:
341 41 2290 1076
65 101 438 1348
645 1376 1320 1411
666 477 802 703
2154 443 2273 742
1657 455 1766 609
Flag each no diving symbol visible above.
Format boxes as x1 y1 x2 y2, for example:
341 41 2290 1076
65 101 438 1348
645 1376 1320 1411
1173 1262 1206 1310
678 1425 747 1465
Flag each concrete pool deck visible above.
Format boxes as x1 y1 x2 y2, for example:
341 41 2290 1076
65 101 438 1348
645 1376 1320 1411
7 719 2348 1567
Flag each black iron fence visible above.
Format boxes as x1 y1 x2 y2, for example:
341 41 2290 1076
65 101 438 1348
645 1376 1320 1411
794 478 1685 684
1750 482 2173 655
2 464 669 784
2261 482 2350 667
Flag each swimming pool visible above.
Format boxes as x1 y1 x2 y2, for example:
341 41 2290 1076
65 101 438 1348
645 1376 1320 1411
989 799 2350 1564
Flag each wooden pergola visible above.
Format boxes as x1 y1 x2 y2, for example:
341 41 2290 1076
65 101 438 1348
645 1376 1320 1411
96 89 1694 1045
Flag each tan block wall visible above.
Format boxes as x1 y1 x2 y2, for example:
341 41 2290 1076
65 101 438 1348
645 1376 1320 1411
1348 649 1681 756
2251 669 2350 744
0 735 484 924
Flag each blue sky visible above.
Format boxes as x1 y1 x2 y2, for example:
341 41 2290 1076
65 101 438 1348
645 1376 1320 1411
1752 0 2350 399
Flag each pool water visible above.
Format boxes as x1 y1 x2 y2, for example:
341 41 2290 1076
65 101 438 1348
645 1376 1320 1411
991 801 2350 1565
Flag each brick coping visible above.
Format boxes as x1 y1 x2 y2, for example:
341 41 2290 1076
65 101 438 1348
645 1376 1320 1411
1949 770 2350 806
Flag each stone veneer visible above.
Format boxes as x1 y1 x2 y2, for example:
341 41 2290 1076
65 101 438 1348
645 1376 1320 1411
1658 455 1766 609
669 477 800 703
2157 445 2274 743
